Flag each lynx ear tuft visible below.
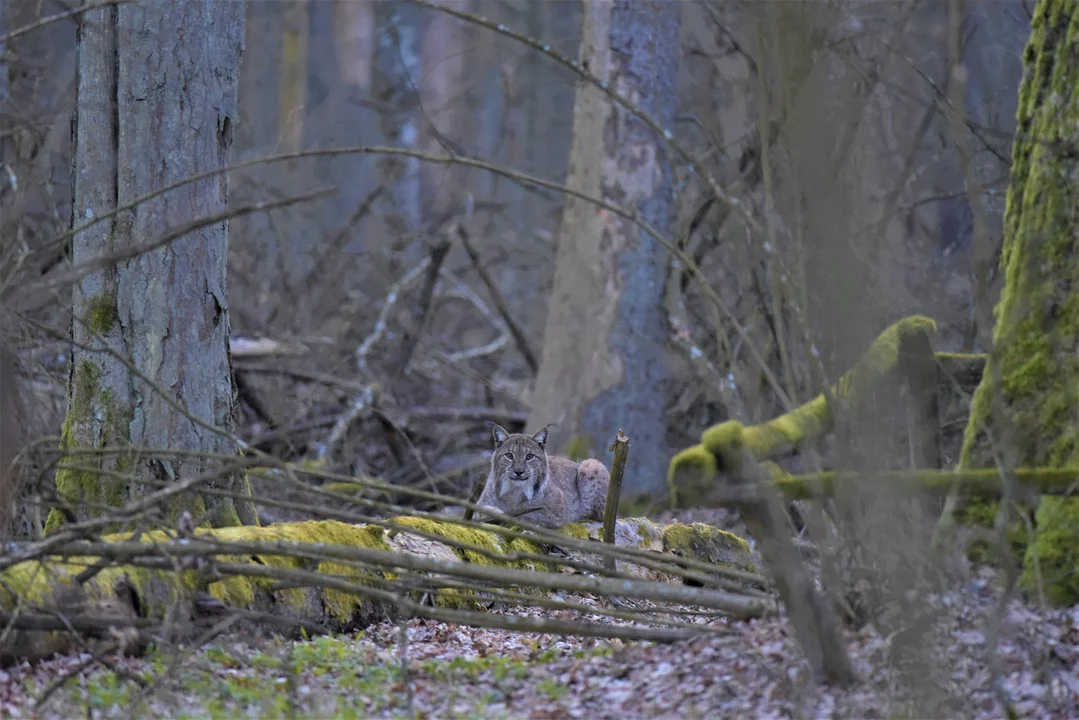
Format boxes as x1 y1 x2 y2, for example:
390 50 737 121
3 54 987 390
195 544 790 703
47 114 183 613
491 423 510 447
532 426 549 449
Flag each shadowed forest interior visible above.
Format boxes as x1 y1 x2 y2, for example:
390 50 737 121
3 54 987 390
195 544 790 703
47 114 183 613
0 0 1077 718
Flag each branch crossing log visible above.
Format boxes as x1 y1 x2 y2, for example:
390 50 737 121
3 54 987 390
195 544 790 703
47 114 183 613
696 422 855 685
0 516 770 663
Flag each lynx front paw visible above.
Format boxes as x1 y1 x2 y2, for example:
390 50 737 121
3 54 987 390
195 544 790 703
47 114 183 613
474 504 505 522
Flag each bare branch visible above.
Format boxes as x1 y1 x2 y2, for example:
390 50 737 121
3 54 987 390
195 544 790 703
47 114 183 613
456 226 539 374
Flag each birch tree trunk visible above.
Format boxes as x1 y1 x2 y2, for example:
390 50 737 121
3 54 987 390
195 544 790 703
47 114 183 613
528 1 679 498
50 0 256 532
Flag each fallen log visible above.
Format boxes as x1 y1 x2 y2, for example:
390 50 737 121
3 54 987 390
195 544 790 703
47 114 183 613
0 516 770 663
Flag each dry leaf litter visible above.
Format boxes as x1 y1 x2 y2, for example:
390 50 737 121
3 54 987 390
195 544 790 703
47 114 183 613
0 561 1076 719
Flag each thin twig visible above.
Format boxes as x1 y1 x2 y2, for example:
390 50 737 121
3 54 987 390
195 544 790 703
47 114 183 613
402 406 527 425
456 226 539 374
462 462 490 523
0 0 134 43
317 385 378 463
396 238 453 374
403 0 762 235
12 141 791 410
356 258 432 373
8 441 767 588
12 188 336 312
444 335 509 363
50 538 774 618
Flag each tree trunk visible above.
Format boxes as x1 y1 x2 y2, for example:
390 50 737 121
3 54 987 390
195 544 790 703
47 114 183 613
0 345 25 538
419 0 472 228
374 4 424 259
957 0 1079 606
278 0 308 154
527 0 679 498
50 0 256 532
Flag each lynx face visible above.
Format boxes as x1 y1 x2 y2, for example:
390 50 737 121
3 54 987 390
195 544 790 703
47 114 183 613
490 424 550 500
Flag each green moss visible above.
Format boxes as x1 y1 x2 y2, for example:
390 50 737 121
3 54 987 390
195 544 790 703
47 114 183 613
392 516 510 566
762 465 1077 502
209 501 241 531
317 559 383 623
559 523 590 540
85 670 131 711
538 680 568 700
935 351 987 363
701 420 749 464
85 292 119 335
954 0 1079 606
954 499 1032 566
667 443 718 508
48 361 123 534
42 508 65 535
48 358 251 534
71 361 99 427
694 316 938 470
662 522 750 556
5 516 759 660
1022 496 1079 604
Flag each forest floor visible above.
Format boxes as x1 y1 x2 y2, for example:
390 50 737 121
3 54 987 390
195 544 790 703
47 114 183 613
1 560 1076 720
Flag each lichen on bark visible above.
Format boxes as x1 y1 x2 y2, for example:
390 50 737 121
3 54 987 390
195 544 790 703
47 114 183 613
526 0 680 498
46 361 138 534
957 0 1079 606
49 0 257 534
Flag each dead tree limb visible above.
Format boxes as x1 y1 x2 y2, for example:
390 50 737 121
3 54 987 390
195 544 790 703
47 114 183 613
456 226 539 374
396 238 453 373
713 426 855 685
603 430 630 569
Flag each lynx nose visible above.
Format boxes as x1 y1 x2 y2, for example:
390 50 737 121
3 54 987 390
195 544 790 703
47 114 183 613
513 469 527 479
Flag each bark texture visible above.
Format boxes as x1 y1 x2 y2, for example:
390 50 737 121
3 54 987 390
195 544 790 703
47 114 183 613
528 0 678 498
51 0 255 532
0 345 25 538
958 0 1079 606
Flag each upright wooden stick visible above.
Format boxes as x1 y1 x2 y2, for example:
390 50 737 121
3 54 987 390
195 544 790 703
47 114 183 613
603 430 630 569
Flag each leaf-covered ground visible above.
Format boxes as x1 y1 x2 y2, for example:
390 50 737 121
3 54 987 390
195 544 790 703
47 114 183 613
1 564 1076 719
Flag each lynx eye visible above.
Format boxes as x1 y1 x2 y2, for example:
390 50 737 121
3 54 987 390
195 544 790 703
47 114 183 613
525 453 535 460
504 453 514 461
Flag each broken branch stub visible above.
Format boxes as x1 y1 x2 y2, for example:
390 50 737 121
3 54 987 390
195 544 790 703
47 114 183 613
603 429 630 569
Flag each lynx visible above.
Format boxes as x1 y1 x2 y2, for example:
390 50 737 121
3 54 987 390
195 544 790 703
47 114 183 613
475 424 610 529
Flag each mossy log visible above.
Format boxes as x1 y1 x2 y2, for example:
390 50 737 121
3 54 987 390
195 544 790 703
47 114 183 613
674 464 1079 507
710 316 938 459
668 315 938 505
935 351 986 390
678 419 855 684
0 516 766 663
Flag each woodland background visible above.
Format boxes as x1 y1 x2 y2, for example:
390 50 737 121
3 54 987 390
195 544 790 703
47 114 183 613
0 0 1027 520
3 1 1075 718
